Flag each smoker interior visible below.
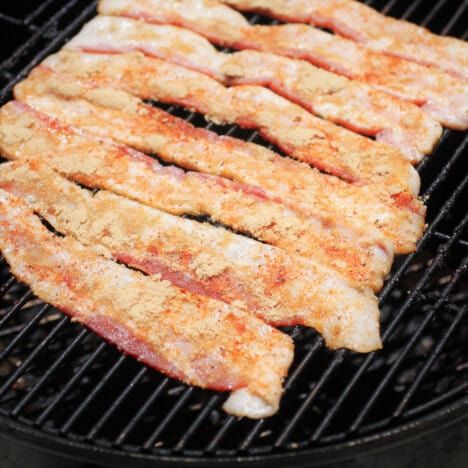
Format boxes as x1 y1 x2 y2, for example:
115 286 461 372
0 0 467 467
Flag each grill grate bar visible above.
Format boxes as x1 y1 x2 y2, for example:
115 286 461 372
400 0 424 20
380 205 467 337
24 0 64 25
0 303 50 363
0 71 14 84
433 232 468 248
404 382 468 419
349 254 468 432
0 276 16 298
35 341 107 426
174 394 222 451
86 366 148 440
0 1 97 103
60 354 127 434
144 387 195 450
381 0 399 15
0 0 83 72
0 291 34 329
0 324 26 339
416 131 445 173
441 0 468 35
365 212 466 356
421 135 467 199
247 14 261 24
10 328 90 417
0 13 25 26
185 328 321 452
200 325 322 452
393 304 468 417
206 415 237 453
274 351 345 447
239 338 323 451
182 111 198 125
420 0 447 27
311 186 468 440
378 170 468 301
114 378 170 446
0 314 68 402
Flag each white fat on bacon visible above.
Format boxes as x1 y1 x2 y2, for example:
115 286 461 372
223 388 278 418
97 0 468 129
15 64 424 260
0 100 392 294
0 189 294 418
222 0 468 80
46 46 421 191
66 16 442 161
0 159 383 352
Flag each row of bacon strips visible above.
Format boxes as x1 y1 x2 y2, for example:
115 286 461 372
222 0 468 80
0 0 466 418
96 0 468 130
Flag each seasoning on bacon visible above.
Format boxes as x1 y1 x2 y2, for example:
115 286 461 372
222 0 468 80
65 16 442 161
0 100 394 289
61 23 419 192
97 0 468 129
13 66 425 256
0 188 294 419
0 159 383 352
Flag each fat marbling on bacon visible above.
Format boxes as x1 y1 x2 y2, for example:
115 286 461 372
222 0 468 80
97 0 468 129
0 159 382 352
45 46 418 193
0 188 294 418
16 65 426 256
65 15 442 161
0 101 394 290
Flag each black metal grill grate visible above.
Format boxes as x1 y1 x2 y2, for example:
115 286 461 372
0 0 467 466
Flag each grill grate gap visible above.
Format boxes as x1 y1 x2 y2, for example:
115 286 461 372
143 99 294 161
309 213 468 440
393 303 468 418
350 254 468 433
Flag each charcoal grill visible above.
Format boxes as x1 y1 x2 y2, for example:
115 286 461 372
0 0 467 467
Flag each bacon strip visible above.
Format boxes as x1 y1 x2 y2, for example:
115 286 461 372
65 17 442 161
61 30 418 193
14 66 425 256
0 101 393 289
97 0 468 129
223 0 468 80
0 159 382 352
0 188 294 418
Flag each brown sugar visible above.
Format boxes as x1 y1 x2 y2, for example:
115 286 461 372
84 88 140 113
191 252 229 280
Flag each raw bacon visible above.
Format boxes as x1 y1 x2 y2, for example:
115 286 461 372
65 16 442 161
14 66 425 255
0 159 382 352
222 0 468 80
97 0 468 129
0 101 393 289
45 49 416 193
0 188 296 418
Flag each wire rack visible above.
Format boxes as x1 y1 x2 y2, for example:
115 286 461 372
0 0 467 466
